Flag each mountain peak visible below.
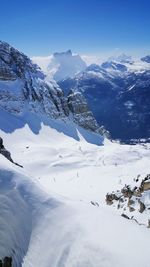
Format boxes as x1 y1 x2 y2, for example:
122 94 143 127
141 55 150 63
53 49 72 57
108 53 132 63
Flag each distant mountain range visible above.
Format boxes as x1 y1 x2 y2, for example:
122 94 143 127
33 50 150 142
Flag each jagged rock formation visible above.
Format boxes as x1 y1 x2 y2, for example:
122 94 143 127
0 41 69 118
67 90 110 136
0 137 23 167
0 137 13 162
0 41 102 134
68 90 100 132
106 174 150 228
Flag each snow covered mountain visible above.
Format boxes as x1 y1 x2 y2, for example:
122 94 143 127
59 58 150 142
0 42 150 267
0 41 102 134
0 100 150 267
141 55 150 63
108 53 133 64
32 49 87 81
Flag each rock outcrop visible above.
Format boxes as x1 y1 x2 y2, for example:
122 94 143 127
0 137 23 167
0 137 13 162
0 257 12 267
67 90 100 132
106 174 150 228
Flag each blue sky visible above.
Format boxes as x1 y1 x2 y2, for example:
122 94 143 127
0 0 150 57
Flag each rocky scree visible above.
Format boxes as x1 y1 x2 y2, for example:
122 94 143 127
106 174 150 228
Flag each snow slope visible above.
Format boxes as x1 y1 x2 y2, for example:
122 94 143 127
0 110 150 267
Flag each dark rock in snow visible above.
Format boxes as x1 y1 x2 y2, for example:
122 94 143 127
121 213 130 220
0 257 12 267
0 137 23 167
0 137 13 162
138 200 145 213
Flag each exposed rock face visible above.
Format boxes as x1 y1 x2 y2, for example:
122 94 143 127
0 137 13 162
67 90 106 134
143 181 150 191
0 137 23 167
0 60 16 80
0 41 102 134
0 41 69 118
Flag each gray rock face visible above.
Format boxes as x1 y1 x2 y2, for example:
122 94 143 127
0 59 16 80
0 41 68 118
67 90 103 133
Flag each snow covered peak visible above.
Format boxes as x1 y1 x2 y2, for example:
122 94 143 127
141 55 150 63
50 49 87 81
108 53 133 64
85 64 103 73
32 50 87 82
101 61 128 72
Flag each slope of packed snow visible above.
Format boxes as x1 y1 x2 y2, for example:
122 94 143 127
0 109 150 266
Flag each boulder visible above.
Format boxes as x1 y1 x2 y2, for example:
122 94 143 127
0 257 12 267
138 200 146 213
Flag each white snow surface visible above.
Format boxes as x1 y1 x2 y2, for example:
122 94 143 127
0 110 150 267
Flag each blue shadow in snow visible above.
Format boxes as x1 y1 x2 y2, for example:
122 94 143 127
0 109 103 146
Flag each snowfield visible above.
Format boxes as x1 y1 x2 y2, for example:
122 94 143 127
0 109 150 267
